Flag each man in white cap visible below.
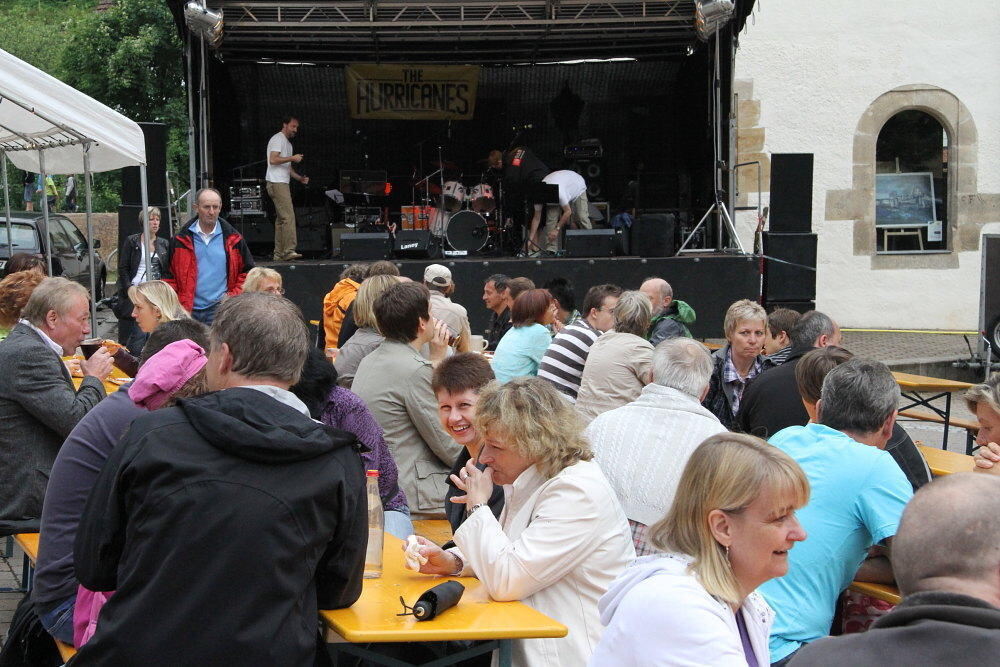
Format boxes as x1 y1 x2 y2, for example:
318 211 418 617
423 264 471 354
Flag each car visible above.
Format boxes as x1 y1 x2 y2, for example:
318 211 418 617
0 211 107 301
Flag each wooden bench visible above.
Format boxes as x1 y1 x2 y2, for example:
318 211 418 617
14 533 78 662
899 409 978 454
917 444 975 476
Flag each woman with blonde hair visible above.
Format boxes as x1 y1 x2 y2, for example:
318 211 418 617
575 290 654 423
112 281 190 375
333 273 398 388
114 206 169 350
591 433 809 666
703 299 768 430
409 377 635 666
241 267 284 295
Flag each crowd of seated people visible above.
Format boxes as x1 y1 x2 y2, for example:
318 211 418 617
1 255 998 667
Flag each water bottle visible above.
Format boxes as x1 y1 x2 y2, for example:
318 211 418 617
364 470 384 578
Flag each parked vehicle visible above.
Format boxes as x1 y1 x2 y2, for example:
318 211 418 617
0 211 107 300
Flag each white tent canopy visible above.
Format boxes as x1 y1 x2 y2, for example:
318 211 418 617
0 47 150 334
0 48 145 173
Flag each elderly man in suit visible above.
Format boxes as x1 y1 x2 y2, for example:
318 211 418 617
0 277 112 527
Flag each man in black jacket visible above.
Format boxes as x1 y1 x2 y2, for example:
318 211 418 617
74 293 367 666
790 473 1000 665
735 310 841 439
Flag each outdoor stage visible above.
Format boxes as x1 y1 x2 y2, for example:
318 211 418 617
269 253 760 338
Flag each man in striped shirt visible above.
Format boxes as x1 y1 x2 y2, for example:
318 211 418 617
538 284 621 401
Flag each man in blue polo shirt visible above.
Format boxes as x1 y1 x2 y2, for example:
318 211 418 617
163 188 253 324
760 358 913 665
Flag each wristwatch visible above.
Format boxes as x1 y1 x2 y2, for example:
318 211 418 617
450 553 465 576
468 503 488 515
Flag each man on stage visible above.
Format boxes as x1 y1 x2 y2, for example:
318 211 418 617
266 116 309 261
533 169 591 253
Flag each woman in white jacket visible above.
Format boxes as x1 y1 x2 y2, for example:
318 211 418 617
410 377 635 666
590 433 809 666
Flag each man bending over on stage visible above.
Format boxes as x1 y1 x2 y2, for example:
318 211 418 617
266 115 309 262
533 169 591 254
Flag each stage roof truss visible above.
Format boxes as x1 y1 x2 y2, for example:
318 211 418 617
211 0 705 63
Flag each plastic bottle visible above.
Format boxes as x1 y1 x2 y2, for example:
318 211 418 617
364 470 384 578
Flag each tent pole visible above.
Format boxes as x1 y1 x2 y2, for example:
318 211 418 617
139 164 150 280
1 152 12 261
186 31 197 217
39 150 53 276
83 146 98 333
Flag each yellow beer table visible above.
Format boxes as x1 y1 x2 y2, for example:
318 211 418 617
917 444 975 476
66 355 131 394
892 371 973 451
412 519 454 547
13 533 77 661
848 581 901 606
320 534 567 666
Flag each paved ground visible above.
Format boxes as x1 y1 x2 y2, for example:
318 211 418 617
0 326 986 643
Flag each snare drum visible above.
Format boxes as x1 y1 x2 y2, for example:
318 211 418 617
441 181 466 212
446 210 490 253
469 183 496 212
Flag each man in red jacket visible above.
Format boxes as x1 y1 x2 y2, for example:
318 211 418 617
162 188 254 324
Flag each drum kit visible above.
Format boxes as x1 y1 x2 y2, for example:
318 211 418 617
405 159 506 254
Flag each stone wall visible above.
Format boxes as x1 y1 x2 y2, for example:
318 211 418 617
64 212 119 263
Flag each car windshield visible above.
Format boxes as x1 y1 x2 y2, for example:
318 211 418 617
0 224 38 253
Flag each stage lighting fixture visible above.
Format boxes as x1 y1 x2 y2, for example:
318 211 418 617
184 0 224 48
694 0 735 40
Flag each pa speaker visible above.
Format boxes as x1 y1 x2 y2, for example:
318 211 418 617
122 122 168 206
631 213 677 257
769 154 813 233
572 159 606 200
980 234 1000 356
564 228 617 258
341 233 390 260
763 232 817 303
393 230 439 259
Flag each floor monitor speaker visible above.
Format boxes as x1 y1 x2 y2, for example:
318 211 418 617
341 233 391 261
564 228 617 258
769 153 813 233
763 232 817 303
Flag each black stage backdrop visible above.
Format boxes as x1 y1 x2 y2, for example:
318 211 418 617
208 57 715 217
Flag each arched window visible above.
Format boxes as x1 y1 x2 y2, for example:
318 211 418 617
875 110 948 252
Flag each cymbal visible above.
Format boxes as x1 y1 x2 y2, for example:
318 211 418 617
432 160 460 170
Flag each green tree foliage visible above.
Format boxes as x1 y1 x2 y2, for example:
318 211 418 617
1 0 188 213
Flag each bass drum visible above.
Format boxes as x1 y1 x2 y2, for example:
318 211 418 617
446 210 490 253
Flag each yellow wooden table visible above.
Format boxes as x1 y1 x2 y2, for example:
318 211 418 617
848 581 901 606
412 519 454 547
320 534 566 666
66 356 131 395
892 371 973 451
917 444 974 476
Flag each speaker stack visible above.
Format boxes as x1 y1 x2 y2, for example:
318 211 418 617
763 154 816 313
118 122 169 247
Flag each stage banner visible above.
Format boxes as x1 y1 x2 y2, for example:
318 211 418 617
345 64 479 120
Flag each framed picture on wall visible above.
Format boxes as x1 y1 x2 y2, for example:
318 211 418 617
875 172 936 227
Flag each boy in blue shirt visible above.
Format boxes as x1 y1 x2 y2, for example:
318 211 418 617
760 358 913 665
